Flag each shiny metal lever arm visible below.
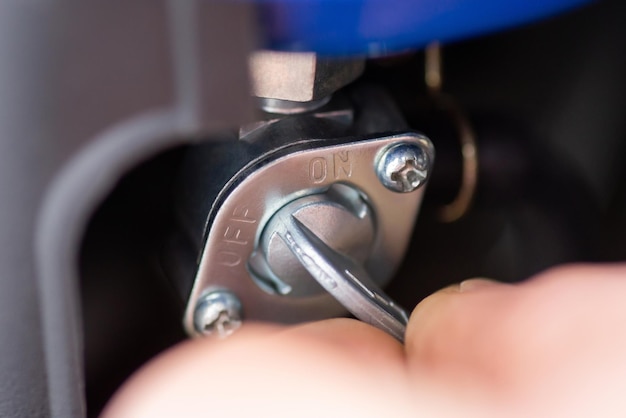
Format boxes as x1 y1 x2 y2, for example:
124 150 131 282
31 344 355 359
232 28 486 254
276 213 409 343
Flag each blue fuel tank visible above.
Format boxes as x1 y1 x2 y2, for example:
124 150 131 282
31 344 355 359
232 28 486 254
258 0 592 54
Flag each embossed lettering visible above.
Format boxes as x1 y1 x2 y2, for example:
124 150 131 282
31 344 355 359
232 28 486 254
333 151 352 179
309 157 327 184
217 251 241 267
231 206 257 224
223 226 247 245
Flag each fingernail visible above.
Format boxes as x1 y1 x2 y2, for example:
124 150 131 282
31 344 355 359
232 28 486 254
458 278 501 292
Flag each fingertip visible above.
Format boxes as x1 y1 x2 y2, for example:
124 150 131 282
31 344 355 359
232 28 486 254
405 284 459 362
459 278 503 292
409 278 506 327
405 278 510 366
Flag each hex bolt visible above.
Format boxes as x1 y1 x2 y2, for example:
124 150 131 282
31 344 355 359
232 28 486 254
376 142 431 193
193 290 243 337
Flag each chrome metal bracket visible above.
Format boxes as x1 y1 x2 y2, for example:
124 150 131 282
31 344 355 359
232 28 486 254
183 132 433 337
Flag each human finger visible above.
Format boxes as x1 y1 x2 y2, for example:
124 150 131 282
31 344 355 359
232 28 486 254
405 264 626 415
101 319 417 418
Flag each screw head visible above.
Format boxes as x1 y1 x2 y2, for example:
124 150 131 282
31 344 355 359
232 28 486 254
193 290 243 337
376 142 431 193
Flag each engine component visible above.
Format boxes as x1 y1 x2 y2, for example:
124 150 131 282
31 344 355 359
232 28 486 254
163 69 435 339
182 129 433 337
376 142 432 193
193 289 243 337
249 50 365 113
249 183 376 298
258 186 411 341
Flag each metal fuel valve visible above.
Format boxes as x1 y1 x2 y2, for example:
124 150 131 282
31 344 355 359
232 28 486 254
165 51 434 342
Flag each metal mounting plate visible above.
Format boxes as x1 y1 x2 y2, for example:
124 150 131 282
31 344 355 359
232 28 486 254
183 132 433 336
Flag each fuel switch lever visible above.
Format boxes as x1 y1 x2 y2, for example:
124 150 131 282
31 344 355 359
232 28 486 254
249 183 410 342
278 213 409 342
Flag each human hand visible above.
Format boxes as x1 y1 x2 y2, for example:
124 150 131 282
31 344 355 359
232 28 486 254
102 263 626 417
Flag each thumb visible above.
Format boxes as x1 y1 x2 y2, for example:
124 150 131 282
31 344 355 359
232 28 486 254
405 278 517 392
403 264 626 416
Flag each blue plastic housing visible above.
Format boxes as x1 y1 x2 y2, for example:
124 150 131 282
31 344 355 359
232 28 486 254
258 0 592 55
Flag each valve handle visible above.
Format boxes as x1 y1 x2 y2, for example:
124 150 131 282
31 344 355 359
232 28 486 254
275 212 409 342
